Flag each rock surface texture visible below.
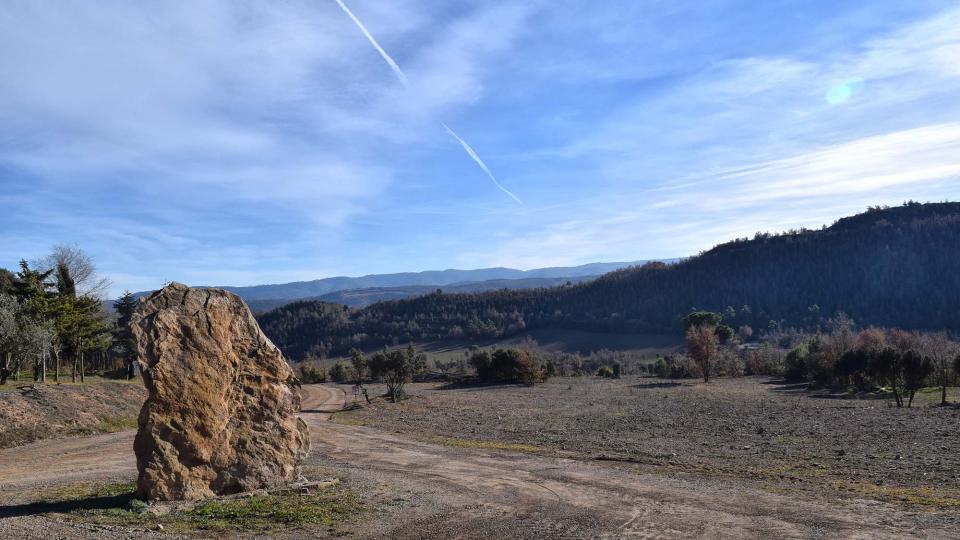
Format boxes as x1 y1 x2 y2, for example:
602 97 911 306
131 282 309 501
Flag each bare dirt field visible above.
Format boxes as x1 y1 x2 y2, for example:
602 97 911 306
0 381 957 538
341 377 960 509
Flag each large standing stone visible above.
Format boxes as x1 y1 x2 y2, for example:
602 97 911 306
131 283 309 501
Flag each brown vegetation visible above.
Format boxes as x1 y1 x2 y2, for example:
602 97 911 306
0 380 144 448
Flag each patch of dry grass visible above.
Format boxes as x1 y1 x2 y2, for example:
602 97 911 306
34 480 365 534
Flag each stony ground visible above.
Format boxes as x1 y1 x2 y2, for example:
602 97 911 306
339 376 960 509
1 381 957 538
0 379 145 448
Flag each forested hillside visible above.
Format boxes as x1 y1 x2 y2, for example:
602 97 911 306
241 276 598 312
258 203 960 360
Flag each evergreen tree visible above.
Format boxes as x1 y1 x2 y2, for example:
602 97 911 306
112 291 138 378
0 294 18 384
0 268 15 295
14 260 56 381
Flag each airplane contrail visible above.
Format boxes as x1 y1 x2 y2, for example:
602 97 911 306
333 0 521 203
333 0 408 87
441 122 522 203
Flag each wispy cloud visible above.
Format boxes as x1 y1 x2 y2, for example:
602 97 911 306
1 1 958 293
461 4 960 269
0 0 530 294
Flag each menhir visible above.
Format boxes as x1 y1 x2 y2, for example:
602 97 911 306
131 283 309 501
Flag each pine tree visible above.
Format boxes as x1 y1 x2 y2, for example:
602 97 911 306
113 291 138 379
14 261 55 381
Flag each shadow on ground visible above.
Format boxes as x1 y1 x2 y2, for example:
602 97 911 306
632 381 681 390
0 492 135 519
434 380 526 391
766 379 892 401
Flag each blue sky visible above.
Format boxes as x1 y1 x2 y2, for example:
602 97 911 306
2 0 959 297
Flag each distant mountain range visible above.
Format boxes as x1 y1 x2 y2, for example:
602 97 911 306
130 260 670 311
245 275 602 312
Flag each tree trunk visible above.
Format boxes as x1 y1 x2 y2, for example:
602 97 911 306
72 355 77 384
1 352 9 385
80 350 85 383
41 350 46 383
54 349 60 383
941 384 948 406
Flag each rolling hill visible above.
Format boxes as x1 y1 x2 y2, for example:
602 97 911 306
257 202 960 360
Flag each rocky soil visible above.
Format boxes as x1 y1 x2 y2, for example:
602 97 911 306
1 382 958 538
339 376 960 509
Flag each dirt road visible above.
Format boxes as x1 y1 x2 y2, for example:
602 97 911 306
0 384 952 538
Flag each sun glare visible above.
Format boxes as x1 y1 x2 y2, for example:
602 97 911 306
826 78 864 105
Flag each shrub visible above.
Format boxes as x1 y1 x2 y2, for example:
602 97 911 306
597 365 614 378
471 348 547 385
744 347 783 376
369 345 426 401
300 365 327 384
714 348 743 377
512 350 546 386
544 357 558 378
349 348 368 384
468 350 492 379
328 361 354 384
654 355 700 379
672 356 702 379
784 345 808 382
836 350 869 389
805 336 838 387
653 357 668 378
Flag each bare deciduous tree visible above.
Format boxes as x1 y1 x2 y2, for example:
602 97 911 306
686 324 718 383
921 331 958 406
36 245 111 300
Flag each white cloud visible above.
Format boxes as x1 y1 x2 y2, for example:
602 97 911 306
466 6 960 270
0 0 537 294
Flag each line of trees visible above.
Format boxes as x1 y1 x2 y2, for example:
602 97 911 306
0 246 136 385
677 308 960 408
301 344 552 402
